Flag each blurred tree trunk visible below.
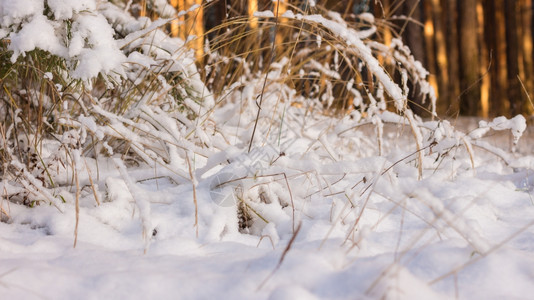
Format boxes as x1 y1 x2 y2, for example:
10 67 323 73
205 0 227 40
400 0 426 115
274 0 287 52
518 0 534 114
505 0 523 115
248 0 258 29
431 0 448 116
458 0 480 115
492 0 510 115
170 0 179 37
443 0 460 117
402 0 424 63
169 0 204 61
378 0 392 75
423 0 438 111
477 0 489 118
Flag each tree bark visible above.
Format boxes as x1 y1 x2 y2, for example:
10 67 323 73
431 0 449 115
458 0 481 116
477 0 490 118
403 0 424 63
518 0 533 114
491 0 510 115
505 0 522 116
443 0 460 117
423 0 439 115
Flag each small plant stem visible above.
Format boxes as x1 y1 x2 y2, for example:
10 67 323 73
248 0 281 153
186 151 199 237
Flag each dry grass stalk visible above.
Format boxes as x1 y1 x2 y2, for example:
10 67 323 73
186 151 199 237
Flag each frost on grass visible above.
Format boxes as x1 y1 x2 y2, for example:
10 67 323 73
1 3 533 300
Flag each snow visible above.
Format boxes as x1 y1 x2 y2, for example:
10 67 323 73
9 14 66 61
47 0 96 20
4 0 126 81
0 0 43 26
2 3 534 300
3 100 534 299
254 10 275 18
69 13 127 80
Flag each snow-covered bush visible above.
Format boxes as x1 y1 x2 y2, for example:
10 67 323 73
0 0 213 210
1 0 125 81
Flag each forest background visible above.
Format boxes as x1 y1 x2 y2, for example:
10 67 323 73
149 0 534 118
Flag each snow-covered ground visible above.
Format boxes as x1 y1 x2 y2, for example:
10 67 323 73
2 100 534 299
1 1 534 299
